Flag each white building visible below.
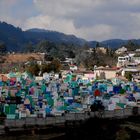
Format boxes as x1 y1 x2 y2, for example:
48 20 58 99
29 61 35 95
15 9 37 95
117 54 135 67
120 63 140 82
132 56 140 64
121 63 139 76
69 65 78 71
96 47 107 54
115 46 127 54
94 66 120 79
136 49 140 52
64 58 74 64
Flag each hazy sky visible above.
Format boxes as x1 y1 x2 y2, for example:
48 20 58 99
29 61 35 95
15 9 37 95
1 0 140 41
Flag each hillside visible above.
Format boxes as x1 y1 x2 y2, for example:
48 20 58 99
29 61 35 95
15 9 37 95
0 21 140 52
0 22 25 51
25 28 86 46
3 53 44 63
0 22 86 52
101 39 128 49
88 39 140 49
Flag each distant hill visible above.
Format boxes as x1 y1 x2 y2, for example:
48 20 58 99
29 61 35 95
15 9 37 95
25 28 86 46
88 39 128 49
101 39 128 49
101 39 140 49
88 39 140 49
0 22 86 52
88 41 98 48
0 22 26 51
0 21 140 51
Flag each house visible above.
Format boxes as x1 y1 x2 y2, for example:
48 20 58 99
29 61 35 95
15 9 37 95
117 53 135 67
37 61 42 65
117 61 140 81
132 75 140 82
86 48 94 53
135 49 140 52
115 46 127 54
132 54 140 64
64 58 74 64
121 63 140 77
94 66 120 79
74 70 94 81
69 64 78 71
132 57 140 64
83 72 94 81
96 47 107 54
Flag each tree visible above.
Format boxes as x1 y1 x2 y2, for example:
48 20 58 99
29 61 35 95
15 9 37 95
0 55 5 63
124 71 132 81
0 42 7 53
27 56 36 63
41 59 62 73
24 42 34 53
26 64 40 76
125 40 139 51
96 42 100 48
100 72 106 79
95 74 99 80
82 43 90 50
44 54 54 61
41 64 49 74
35 40 56 53
48 59 62 72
